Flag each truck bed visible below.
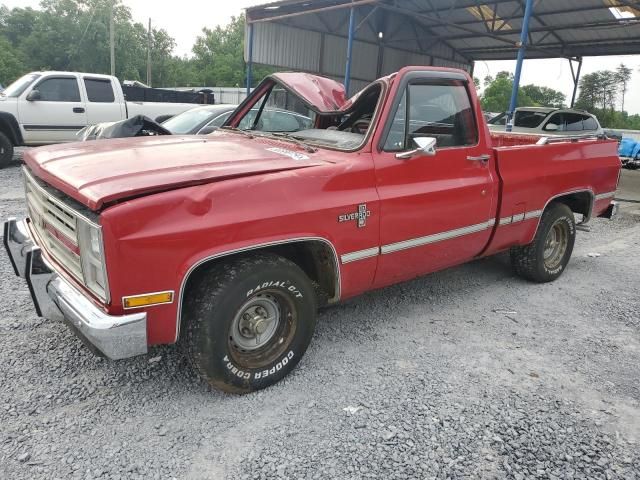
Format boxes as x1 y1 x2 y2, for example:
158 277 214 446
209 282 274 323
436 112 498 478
485 134 620 255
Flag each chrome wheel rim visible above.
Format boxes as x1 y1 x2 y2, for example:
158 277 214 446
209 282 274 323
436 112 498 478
228 289 297 369
543 221 568 270
230 294 281 351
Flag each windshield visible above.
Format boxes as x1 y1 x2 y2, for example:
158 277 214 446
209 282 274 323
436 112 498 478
228 81 382 150
2 73 41 97
162 108 223 134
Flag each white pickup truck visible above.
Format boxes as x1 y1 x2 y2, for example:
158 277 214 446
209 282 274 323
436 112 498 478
0 71 199 167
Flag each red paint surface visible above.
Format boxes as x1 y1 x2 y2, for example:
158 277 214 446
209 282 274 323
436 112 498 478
272 72 348 112
22 67 621 346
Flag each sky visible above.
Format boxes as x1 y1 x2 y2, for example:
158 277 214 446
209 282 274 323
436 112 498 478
4 0 640 114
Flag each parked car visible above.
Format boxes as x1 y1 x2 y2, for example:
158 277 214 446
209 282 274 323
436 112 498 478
4 67 620 394
483 111 499 122
488 107 604 136
604 129 623 143
0 71 205 167
161 104 238 135
74 105 315 140
162 104 314 135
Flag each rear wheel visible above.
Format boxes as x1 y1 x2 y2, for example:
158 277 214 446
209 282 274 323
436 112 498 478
511 203 576 282
182 253 317 393
0 131 14 169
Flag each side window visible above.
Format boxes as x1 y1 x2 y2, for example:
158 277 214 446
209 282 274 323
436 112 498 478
383 81 477 151
35 78 81 102
565 113 584 132
583 116 599 131
84 79 115 103
544 113 564 131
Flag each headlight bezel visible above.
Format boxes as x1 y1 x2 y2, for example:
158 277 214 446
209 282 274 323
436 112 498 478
77 218 110 304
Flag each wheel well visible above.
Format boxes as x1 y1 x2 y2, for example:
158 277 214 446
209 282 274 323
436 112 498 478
178 240 340 339
0 113 22 145
549 191 593 221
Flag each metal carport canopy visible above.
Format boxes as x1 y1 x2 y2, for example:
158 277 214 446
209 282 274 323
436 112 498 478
244 0 640 96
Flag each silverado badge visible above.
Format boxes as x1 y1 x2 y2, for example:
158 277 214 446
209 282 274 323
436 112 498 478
338 204 371 228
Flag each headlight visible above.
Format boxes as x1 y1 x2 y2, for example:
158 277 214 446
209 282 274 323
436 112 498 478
77 219 110 303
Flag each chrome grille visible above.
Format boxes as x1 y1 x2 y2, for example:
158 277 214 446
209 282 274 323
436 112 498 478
24 170 83 281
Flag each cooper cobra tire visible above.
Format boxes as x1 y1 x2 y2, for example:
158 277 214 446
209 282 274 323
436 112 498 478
182 253 317 393
510 202 576 283
0 131 14 169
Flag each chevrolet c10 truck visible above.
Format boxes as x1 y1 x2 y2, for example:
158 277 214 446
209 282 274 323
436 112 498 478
3 67 620 393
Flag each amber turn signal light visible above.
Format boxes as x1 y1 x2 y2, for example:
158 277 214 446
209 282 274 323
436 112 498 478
122 291 174 309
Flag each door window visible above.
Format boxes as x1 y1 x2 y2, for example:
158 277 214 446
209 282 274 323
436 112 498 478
543 113 564 131
383 81 477 151
565 113 584 132
583 116 599 131
84 79 115 103
35 78 81 102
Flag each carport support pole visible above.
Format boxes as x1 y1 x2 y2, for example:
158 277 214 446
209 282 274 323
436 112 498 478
246 22 254 96
344 6 356 96
570 58 583 108
506 0 534 132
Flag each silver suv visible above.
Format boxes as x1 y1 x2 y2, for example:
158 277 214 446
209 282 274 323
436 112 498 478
488 107 603 136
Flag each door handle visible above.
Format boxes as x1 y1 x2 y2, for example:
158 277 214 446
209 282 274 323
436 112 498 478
467 154 490 162
73 107 85 113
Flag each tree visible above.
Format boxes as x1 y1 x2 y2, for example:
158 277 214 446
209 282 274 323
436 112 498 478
0 0 194 87
192 14 275 87
480 71 536 112
520 85 565 108
0 35 24 83
615 63 632 112
575 71 619 111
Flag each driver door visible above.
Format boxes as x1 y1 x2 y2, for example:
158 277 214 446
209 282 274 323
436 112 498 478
19 75 87 144
372 75 497 288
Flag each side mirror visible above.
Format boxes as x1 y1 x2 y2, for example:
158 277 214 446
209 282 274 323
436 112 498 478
26 90 41 101
198 125 218 135
545 123 559 132
395 137 437 160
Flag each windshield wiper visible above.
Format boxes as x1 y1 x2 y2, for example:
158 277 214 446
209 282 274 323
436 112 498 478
269 132 317 153
220 126 255 139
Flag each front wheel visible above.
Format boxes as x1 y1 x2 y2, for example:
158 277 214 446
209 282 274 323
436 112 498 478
182 253 317 393
510 203 576 283
0 131 14 169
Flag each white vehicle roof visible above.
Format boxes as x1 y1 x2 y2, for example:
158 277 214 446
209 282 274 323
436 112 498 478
32 71 115 80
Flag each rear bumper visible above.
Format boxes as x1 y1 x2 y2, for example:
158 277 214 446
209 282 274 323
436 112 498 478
3 218 147 360
598 201 619 220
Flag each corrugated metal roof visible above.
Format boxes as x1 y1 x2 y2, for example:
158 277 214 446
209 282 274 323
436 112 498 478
245 0 640 91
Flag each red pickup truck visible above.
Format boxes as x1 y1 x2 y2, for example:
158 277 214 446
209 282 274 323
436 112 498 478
4 67 620 393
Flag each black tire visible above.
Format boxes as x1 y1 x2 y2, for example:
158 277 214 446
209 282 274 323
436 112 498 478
510 202 576 283
182 253 317 393
0 131 14 169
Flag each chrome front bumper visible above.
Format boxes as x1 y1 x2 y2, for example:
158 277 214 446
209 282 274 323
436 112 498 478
3 218 147 360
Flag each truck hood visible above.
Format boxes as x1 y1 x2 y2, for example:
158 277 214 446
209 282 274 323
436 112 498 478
24 133 328 211
272 72 348 113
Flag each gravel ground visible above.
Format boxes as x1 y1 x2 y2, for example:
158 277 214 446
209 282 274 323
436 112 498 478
1 156 639 480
